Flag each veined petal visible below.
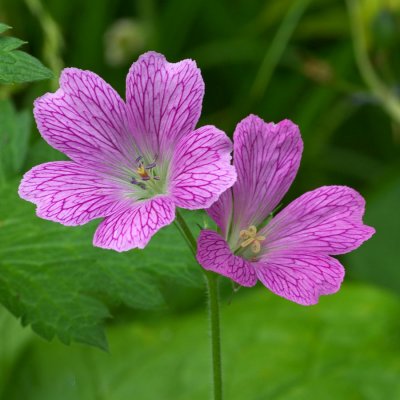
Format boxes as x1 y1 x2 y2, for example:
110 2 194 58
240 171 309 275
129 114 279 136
262 186 375 255
18 161 122 226
34 68 132 167
169 126 236 210
255 251 345 305
207 189 233 238
231 115 303 234
93 196 175 251
126 51 204 159
196 230 257 287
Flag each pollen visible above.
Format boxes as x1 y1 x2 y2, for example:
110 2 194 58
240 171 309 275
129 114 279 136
131 155 162 193
239 225 265 254
136 165 149 179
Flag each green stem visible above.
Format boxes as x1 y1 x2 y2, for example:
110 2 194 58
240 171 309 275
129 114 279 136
346 0 400 125
175 209 197 256
206 271 223 400
174 210 223 400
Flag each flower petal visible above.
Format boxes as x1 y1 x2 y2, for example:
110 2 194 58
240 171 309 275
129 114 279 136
207 189 233 238
18 161 122 226
262 186 375 255
169 125 236 210
231 115 303 232
255 251 345 305
196 230 257 287
126 51 204 158
93 196 175 251
34 68 131 166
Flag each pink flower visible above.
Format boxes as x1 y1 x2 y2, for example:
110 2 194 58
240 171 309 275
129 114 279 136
19 52 236 251
196 115 375 305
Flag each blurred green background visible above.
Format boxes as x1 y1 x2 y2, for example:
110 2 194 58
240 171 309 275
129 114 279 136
1 0 400 399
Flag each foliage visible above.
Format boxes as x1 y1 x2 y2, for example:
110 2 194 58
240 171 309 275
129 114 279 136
0 23 53 84
1 284 400 399
0 92 204 348
0 99 32 184
0 178 204 349
0 0 399 397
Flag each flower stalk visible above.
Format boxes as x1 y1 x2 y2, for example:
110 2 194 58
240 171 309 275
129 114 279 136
206 271 223 400
175 210 223 400
175 210 197 256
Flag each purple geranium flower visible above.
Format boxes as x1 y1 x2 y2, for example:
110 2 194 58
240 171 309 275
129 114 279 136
19 52 236 251
196 115 375 305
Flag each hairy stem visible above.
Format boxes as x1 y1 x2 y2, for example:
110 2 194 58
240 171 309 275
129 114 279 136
175 210 223 400
175 209 197 256
206 271 223 400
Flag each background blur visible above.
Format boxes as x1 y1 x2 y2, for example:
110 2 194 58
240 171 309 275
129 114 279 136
1 0 400 399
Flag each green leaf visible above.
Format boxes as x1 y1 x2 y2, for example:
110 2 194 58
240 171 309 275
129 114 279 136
0 23 11 34
0 24 53 83
3 284 400 399
0 50 53 84
0 36 26 51
0 99 32 185
0 180 203 349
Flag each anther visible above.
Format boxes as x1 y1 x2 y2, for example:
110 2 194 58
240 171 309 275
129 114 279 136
239 225 265 254
131 177 146 190
132 154 161 187
251 241 261 253
145 162 157 170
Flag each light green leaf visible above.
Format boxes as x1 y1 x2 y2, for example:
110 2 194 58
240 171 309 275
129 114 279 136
3 284 400 399
0 23 11 34
0 50 53 84
0 23 52 83
0 180 203 349
0 36 26 51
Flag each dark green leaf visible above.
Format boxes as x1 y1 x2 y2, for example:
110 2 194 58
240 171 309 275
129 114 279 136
0 99 32 185
0 180 203 349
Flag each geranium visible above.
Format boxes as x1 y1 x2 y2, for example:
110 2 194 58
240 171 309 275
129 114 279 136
197 115 375 305
19 52 236 251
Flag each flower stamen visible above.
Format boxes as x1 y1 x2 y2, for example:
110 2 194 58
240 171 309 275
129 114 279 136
130 177 146 190
239 225 265 254
136 164 150 180
131 155 162 193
